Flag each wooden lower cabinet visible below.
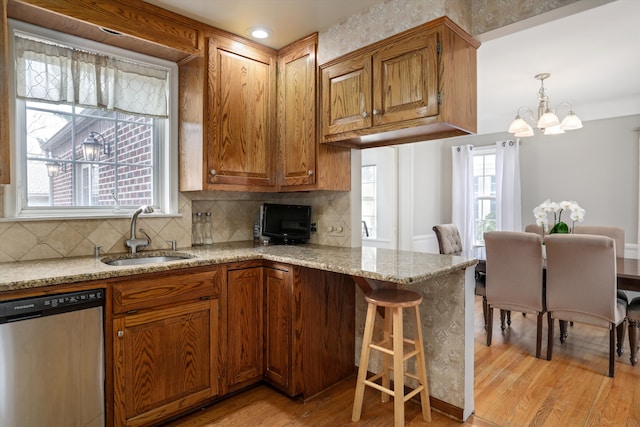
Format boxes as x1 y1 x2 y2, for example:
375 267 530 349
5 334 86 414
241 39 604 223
110 268 221 427
225 262 355 399
264 264 301 395
224 263 265 392
108 261 355 426
296 266 356 399
264 264 356 399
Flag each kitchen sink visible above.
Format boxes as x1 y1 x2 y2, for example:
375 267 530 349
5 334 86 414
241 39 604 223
102 252 194 266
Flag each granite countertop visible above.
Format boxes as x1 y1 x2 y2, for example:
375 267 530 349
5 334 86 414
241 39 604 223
0 241 478 293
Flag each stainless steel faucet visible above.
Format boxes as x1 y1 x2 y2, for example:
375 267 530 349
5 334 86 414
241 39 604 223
125 205 154 254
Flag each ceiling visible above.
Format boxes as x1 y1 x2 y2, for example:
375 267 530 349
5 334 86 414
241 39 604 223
143 0 640 136
142 0 384 49
477 0 640 134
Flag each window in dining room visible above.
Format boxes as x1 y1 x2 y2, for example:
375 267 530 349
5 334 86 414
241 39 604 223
473 147 496 245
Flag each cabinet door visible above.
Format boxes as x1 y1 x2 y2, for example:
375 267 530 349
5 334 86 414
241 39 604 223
226 267 264 391
277 36 316 187
113 299 218 427
0 0 10 184
264 265 298 394
321 53 372 136
207 36 276 189
372 30 439 126
299 267 355 399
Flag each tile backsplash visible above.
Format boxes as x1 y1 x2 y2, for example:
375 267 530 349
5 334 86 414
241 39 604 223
0 189 351 262
0 191 193 262
190 191 352 247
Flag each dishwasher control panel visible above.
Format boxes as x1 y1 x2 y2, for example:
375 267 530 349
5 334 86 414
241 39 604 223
0 289 104 323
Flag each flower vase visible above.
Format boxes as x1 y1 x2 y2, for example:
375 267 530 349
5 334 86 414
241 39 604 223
549 221 570 234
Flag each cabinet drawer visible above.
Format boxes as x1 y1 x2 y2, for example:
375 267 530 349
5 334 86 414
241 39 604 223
112 268 220 314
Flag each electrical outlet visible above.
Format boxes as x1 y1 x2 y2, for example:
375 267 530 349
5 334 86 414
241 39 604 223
327 221 346 237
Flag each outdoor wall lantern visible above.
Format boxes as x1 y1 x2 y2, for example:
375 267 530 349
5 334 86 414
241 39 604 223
82 131 110 161
45 152 66 178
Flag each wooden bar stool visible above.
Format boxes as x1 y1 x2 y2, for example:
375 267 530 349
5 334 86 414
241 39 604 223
352 288 431 426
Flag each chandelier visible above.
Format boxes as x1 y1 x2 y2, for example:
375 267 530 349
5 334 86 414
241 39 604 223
508 73 583 137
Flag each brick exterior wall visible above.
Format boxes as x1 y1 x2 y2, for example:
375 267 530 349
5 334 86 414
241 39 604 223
45 114 154 208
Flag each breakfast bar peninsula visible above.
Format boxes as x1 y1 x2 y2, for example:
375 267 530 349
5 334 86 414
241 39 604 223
0 243 478 423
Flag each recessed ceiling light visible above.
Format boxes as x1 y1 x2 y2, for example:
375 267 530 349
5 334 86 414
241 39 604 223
249 27 271 39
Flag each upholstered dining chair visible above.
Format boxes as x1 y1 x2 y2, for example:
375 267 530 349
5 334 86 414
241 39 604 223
484 231 545 358
544 234 627 377
432 224 463 255
432 224 488 330
573 225 628 304
495 224 543 330
524 224 545 237
573 225 625 257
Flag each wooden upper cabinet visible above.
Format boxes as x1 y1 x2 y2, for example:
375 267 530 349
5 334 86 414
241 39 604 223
0 0 10 184
372 31 438 126
320 17 479 149
321 53 372 136
277 33 351 192
277 34 317 187
207 34 276 189
178 33 277 192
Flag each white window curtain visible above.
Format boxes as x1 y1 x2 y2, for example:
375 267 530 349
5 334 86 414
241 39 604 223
495 140 522 232
14 35 168 117
452 144 475 252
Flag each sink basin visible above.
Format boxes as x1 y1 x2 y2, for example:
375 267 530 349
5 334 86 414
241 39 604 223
102 252 194 266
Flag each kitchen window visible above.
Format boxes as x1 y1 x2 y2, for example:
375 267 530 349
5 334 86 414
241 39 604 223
473 147 496 245
6 20 178 218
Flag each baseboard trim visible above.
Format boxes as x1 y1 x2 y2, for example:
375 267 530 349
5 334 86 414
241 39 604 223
429 395 464 422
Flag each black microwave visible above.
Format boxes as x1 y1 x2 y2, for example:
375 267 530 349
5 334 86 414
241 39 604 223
261 203 311 244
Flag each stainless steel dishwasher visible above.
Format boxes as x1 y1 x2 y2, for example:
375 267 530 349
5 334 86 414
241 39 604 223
0 289 105 427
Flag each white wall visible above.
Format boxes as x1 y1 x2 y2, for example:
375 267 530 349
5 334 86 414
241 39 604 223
398 114 640 253
361 147 398 249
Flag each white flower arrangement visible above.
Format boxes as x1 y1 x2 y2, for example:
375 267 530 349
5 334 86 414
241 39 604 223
533 199 585 234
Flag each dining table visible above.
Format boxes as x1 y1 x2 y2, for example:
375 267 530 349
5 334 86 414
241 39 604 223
473 247 640 292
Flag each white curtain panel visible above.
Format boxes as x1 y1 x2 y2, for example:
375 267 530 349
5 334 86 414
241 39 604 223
495 140 522 232
451 144 475 251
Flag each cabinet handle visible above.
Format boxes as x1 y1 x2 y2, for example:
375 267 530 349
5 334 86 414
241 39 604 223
361 112 369 118
117 330 124 338
210 169 216 176
308 170 313 176
372 109 380 116
200 296 210 301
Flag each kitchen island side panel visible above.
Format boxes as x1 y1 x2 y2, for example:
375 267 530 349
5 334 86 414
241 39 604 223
354 266 473 420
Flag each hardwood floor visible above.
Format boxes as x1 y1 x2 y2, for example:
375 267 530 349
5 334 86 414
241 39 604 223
165 296 640 427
